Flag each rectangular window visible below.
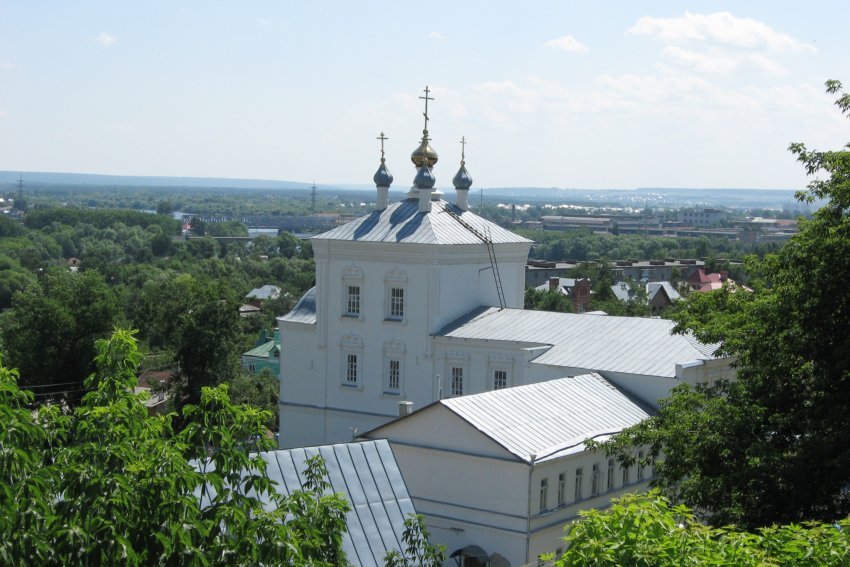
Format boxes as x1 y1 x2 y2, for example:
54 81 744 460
451 367 463 397
388 359 400 391
591 463 600 497
622 464 630 486
345 353 358 385
389 287 404 319
607 459 615 491
345 285 360 316
539 478 548 512
493 369 507 390
637 450 645 481
574 468 583 501
557 473 565 506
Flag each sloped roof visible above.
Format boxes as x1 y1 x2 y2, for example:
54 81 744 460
200 440 416 567
247 284 281 300
280 286 316 324
647 281 681 302
313 198 531 245
436 307 719 377
441 373 651 463
611 282 635 302
243 339 279 359
534 277 578 294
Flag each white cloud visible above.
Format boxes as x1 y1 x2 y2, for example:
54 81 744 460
428 31 445 40
545 35 589 54
0 62 16 70
628 12 816 53
746 53 788 76
94 32 117 47
662 46 738 74
0 110 7 119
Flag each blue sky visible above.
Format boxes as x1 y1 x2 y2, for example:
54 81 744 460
1 1 848 189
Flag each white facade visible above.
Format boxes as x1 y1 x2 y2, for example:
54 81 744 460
279 194 532 448
363 374 654 566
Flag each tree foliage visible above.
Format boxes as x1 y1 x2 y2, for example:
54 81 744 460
550 491 850 567
0 269 122 399
384 514 446 567
0 329 349 565
596 81 850 529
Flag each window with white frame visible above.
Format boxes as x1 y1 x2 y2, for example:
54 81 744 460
345 285 360 316
342 265 364 319
607 458 615 491
389 287 404 319
591 463 600 497
488 353 513 391
574 467 583 501
345 353 358 385
387 359 400 391
451 367 464 397
341 334 363 388
384 267 407 322
493 369 507 390
557 472 565 506
539 478 548 512
382 339 405 395
637 450 645 481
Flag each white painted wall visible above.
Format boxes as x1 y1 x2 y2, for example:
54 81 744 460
366 417 652 566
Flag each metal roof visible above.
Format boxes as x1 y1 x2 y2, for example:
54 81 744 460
203 440 416 567
647 281 681 302
436 307 719 378
313 198 532 245
441 373 651 463
280 286 316 324
247 284 281 300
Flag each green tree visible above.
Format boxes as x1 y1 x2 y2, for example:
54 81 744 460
134 273 243 410
0 269 122 400
550 491 850 567
0 329 350 565
596 81 850 529
384 514 446 567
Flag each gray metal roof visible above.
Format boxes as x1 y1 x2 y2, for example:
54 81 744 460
442 373 651 463
246 284 281 300
436 307 719 377
534 277 577 293
313 198 532 245
647 281 681 302
203 440 416 567
280 286 316 324
611 282 635 302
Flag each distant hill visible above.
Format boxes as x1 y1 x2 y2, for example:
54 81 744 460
0 171 324 191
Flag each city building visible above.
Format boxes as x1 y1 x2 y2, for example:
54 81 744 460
362 374 653 566
277 91 732 450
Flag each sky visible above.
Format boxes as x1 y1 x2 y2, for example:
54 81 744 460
1 1 849 190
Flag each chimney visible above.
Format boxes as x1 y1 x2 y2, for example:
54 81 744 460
548 276 560 291
398 401 414 417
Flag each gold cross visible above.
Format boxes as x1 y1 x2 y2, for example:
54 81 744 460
376 132 388 161
460 136 467 162
419 85 435 131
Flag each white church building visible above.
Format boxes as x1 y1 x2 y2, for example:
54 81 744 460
277 95 733 449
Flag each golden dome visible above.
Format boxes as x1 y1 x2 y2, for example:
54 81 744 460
410 130 438 168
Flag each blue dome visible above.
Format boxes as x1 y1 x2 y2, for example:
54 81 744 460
452 163 473 190
373 160 393 187
413 165 436 189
